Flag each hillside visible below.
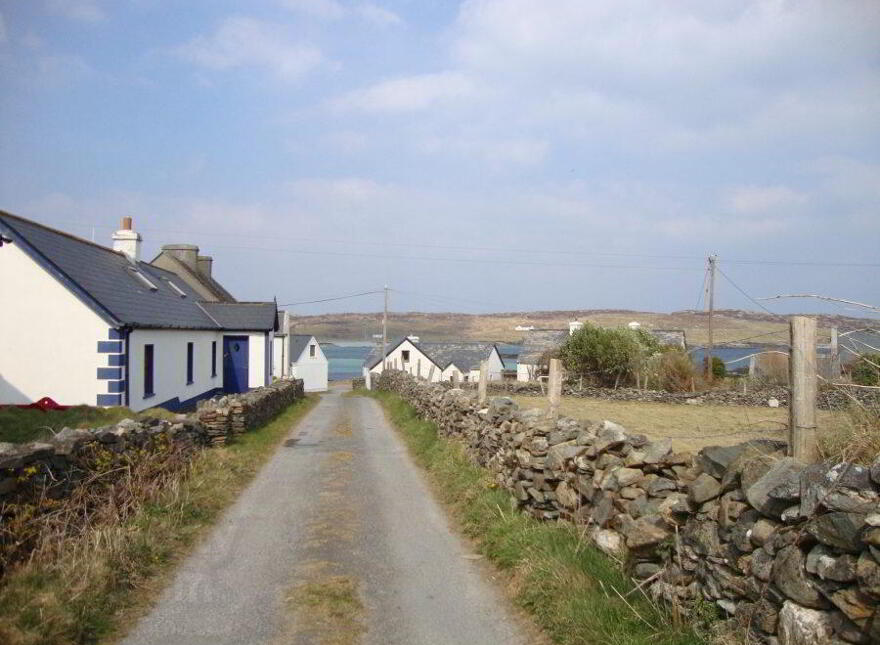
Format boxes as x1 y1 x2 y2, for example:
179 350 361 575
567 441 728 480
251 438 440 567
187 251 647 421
289 309 874 345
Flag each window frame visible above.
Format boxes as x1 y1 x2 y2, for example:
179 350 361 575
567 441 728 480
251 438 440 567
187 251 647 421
402 350 410 363
186 342 194 385
211 341 217 377
144 344 155 398
309 344 316 358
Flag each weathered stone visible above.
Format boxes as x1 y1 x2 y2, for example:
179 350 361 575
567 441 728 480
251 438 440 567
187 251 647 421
545 442 585 471
591 491 615 527
689 472 722 504
871 456 880 486
857 551 880 598
751 518 780 546
657 492 690 519
621 514 670 550
527 487 545 503
829 587 874 622
777 601 835 645
773 545 828 609
805 544 858 582
745 457 806 518
683 518 723 556
633 562 662 579
591 528 625 557
864 527 880 548
752 547 774 582
647 477 677 497
594 420 627 454
780 505 801 524
643 438 673 464
612 467 644 488
807 513 867 554
619 486 643 500
801 462 875 518
555 481 580 509
624 450 646 467
822 489 879 514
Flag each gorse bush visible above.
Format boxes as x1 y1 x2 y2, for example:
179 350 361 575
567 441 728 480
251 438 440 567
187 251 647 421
559 323 662 388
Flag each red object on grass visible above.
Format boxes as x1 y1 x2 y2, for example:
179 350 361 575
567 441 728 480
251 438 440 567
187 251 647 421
0 397 71 412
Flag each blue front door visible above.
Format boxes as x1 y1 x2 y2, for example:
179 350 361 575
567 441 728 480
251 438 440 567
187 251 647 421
223 336 249 393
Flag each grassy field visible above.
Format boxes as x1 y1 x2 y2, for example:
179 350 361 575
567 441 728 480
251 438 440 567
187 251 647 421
366 389 707 645
0 395 318 645
291 308 868 345
0 405 185 444
511 395 846 453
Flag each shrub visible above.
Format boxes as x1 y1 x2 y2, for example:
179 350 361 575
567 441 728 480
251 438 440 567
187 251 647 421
559 323 662 388
711 356 727 379
850 353 880 386
654 351 697 393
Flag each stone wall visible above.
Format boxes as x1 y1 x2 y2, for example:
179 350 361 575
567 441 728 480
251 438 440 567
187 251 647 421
0 378 304 518
378 371 880 644
469 381 880 411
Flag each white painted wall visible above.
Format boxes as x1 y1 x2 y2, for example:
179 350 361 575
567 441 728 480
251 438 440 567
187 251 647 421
291 337 328 392
128 329 222 412
272 335 288 379
0 243 108 405
517 363 536 382
468 348 505 382
368 340 440 383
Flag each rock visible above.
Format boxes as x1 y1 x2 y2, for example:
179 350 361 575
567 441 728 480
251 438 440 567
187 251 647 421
591 529 625 558
780 505 801 524
612 467 643 488
683 519 723 556
768 398 780 408
773 545 828 609
633 562 661 579
646 477 677 497
747 457 806 518
555 481 580 509
806 512 867 554
829 587 874 622
643 438 673 464
857 551 880 598
864 528 880 547
822 489 879 514
751 518 780 546
865 513 880 527
619 486 643 500
624 450 646 467
545 442 585 471
657 492 690 519
591 492 615 527
621 514 670 550
801 462 875 517
689 473 722 504
594 421 627 454
872 456 880 485
805 544 858 582
752 547 774 582
777 601 835 645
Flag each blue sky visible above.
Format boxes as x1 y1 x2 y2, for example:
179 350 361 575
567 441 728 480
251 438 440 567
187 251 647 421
1 0 878 317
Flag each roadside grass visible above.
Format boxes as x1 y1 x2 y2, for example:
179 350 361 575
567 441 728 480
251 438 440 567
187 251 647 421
0 394 318 645
367 390 706 645
0 405 185 444
511 395 847 453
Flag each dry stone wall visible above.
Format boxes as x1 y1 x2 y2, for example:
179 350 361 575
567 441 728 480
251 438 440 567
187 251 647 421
379 371 880 645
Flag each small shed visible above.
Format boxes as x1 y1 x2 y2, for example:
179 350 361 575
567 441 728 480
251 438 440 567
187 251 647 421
289 334 328 392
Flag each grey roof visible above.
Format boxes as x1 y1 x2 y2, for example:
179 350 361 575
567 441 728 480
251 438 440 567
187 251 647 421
418 342 498 371
0 211 274 331
519 329 568 364
199 302 278 331
648 329 687 349
152 253 237 303
290 334 315 361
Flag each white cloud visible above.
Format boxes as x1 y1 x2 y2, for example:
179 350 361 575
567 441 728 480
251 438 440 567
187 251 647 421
279 0 345 20
420 135 548 166
280 0 402 26
357 3 402 27
333 71 479 112
727 186 808 215
324 131 369 153
177 17 323 81
45 0 106 23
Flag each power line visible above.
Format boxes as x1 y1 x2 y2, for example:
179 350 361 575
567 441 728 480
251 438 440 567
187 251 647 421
716 266 776 315
695 266 709 311
278 289 383 307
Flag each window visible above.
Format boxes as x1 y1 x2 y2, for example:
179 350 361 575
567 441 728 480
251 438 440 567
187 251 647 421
128 267 158 291
167 281 187 297
211 341 217 377
309 344 316 358
144 345 154 397
186 342 194 384
402 350 410 363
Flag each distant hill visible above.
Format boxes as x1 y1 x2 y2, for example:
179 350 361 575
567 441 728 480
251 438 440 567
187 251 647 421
288 309 875 346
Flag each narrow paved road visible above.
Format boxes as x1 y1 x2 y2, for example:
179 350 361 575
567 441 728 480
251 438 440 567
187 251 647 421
122 384 531 645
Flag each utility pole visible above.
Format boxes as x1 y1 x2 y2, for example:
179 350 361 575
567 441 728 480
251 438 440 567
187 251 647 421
705 254 717 380
382 285 389 370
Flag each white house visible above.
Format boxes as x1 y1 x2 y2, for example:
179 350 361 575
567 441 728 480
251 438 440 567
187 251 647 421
362 337 503 389
516 329 569 382
0 212 278 412
288 334 328 392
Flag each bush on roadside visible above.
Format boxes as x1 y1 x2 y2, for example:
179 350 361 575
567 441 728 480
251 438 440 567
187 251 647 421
850 353 880 386
653 350 697 393
559 323 662 388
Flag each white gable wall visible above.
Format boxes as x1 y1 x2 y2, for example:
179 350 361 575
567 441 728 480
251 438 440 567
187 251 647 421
368 340 440 383
0 242 108 405
468 347 505 382
291 336 328 392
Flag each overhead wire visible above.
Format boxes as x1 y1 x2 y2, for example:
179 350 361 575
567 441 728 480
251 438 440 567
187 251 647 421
278 289 383 307
716 266 777 315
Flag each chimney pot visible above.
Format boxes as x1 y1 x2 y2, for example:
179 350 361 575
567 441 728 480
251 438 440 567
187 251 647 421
121 216 132 231
112 218 142 261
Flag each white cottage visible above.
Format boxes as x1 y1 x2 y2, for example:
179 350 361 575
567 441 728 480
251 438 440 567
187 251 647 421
362 337 503 389
0 212 278 412
288 335 328 392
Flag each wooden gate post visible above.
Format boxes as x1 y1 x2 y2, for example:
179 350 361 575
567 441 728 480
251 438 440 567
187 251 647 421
789 316 818 462
548 358 563 420
478 360 489 405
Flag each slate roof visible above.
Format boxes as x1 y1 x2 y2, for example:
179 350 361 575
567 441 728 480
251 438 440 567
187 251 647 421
418 342 498 371
519 329 569 364
152 253 237 303
290 334 315 361
199 302 278 331
0 211 275 331
648 329 687 349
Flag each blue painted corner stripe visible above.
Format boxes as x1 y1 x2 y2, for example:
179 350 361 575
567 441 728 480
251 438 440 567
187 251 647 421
98 367 122 380
97 394 122 406
107 379 126 393
107 353 124 366
108 328 123 340
98 340 122 353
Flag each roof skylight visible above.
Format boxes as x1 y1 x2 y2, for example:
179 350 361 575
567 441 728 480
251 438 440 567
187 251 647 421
127 267 158 291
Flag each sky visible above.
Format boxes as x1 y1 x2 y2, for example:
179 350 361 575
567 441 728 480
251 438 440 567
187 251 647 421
0 0 878 318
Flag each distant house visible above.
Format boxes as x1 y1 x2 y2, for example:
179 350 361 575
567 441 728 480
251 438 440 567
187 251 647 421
516 329 568 381
289 335 328 392
0 212 277 411
362 337 503 388
648 329 687 350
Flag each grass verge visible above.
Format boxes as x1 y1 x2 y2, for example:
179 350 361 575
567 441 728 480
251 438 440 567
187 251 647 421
365 389 706 645
0 394 318 645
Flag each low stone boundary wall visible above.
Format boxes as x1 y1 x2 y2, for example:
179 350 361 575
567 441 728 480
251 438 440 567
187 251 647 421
470 381 879 411
379 371 879 644
0 378 304 537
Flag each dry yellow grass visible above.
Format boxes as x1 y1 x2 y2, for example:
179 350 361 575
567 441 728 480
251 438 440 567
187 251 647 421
511 395 846 453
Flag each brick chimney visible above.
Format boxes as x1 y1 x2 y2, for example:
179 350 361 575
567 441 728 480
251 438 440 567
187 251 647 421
161 243 199 271
197 255 213 278
112 217 142 261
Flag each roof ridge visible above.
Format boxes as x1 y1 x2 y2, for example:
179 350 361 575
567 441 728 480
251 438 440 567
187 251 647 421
0 209 128 258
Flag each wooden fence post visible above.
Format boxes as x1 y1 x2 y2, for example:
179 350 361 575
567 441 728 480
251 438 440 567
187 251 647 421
548 358 563 420
830 326 841 380
789 316 818 462
478 360 488 405
428 365 435 382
